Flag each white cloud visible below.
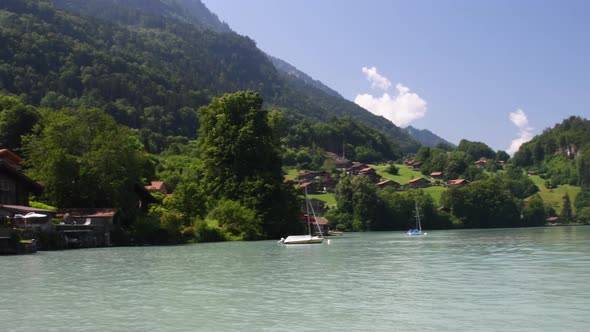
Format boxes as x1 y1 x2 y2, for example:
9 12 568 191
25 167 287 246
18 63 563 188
507 109 534 155
509 109 529 128
355 78 427 127
361 66 392 91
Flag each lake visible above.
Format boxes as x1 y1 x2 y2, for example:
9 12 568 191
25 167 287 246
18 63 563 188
1 227 589 331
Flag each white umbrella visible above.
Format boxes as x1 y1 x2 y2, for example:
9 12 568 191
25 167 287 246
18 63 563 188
23 212 47 219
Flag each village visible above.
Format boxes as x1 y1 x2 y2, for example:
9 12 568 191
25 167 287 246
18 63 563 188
1 142 570 255
0 148 160 254
1 145 492 254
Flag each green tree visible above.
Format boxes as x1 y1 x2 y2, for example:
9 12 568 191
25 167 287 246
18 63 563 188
496 150 510 162
445 151 469 180
577 207 590 224
22 108 149 214
560 192 574 222
575 187 590 212
522 194 547 227
457 139 496 161
167 182 207 220
385 162 399 175
207 200 261 240
577 146 590 187
0 95 40 151
441 178 520 228
196 91 300 238
334 175 382 231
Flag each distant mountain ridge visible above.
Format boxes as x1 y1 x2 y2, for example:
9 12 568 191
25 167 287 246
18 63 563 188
2 0 419 154
51 0 232 33
405 126 455 148
267 55 342 98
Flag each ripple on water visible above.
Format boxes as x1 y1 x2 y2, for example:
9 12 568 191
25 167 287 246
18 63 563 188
1 227 590 331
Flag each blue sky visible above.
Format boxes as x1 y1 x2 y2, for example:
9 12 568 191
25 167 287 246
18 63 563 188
202 0 590 153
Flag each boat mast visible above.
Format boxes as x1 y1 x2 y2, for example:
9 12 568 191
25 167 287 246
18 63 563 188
415 200 422 231
305 185 311 236
304 184 324 238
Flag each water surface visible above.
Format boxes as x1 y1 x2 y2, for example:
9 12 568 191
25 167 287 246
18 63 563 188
2 227 589 331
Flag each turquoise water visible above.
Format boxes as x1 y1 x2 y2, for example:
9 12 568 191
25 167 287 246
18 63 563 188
1 227 589 331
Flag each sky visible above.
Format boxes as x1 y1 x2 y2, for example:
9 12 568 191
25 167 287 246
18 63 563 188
202 0 590 153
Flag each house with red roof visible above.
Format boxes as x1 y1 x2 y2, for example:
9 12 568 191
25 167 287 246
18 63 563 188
475 158 487 169
296 170 336 193
546 216 559 225
448 179 469 186
300 214 330 236
145 181 168 194
59 208 118 226
359 167 380 183
430 171 443 179
376 179 402 190
348 162 369 175
407 177 431 188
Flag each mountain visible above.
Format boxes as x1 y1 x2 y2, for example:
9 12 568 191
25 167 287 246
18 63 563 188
267 55 341 98
174 0 232 33
405 126 455 148
0 0 419 156
51 0 232 33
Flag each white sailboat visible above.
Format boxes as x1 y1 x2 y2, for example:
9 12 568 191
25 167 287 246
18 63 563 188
406 200 426 236
279 186 324 244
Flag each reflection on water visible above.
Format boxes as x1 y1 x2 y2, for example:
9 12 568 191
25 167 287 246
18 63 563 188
1 227 589 331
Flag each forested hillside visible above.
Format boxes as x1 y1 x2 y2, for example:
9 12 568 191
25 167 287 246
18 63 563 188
513 116 589 187
0 0 418 157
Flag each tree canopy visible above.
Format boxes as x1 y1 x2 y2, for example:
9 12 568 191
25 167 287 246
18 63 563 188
22 108 151 212
196 91 301 239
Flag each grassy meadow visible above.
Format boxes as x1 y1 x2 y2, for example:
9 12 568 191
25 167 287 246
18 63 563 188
286 164 582 212
528 175 581 213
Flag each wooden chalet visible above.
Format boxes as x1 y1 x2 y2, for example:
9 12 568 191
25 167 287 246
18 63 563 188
376 179 402 190
475 158 487 169
134 184 160 212
296 170 327 183
0 149 43 206
335 158 353 172
546 216 560 225
407 177 431 188
410 161 423 171
448 179 469 186
145 181 168 194
59 208 118 227
323 152 352 171
296 170 335 193
430 171 443 179
348 162 369 175
358 167 380 183
301 214 330 236
56 208 119 247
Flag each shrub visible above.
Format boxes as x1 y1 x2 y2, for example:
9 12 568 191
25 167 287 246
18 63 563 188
194 220 226 242
207 200 261 240
385 163 399 175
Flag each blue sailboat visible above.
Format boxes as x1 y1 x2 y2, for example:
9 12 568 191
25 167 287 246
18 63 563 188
406 200 425 236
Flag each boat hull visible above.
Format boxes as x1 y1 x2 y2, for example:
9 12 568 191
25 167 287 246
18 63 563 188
283 235 324 244
406 229 422 236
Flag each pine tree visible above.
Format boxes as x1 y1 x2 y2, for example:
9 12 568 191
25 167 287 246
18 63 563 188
560 192 574 222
